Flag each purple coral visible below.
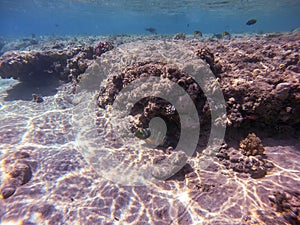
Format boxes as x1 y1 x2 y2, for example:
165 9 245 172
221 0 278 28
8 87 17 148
94 41 114 57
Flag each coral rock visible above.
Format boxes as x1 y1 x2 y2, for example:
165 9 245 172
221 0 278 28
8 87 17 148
194 32 300 129
1 185 16 199
272 82 291 100
94 41 114 57
32 93 44 103
9 162 32 185
217 140 273 179
239 133 265 156
97 61 206 148
13 151 30 159
250 166 267 179
268 191 300 225
1 151 35 199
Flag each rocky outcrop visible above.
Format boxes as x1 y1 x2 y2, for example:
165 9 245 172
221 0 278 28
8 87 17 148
1 151 37 199
194 32 300 131
97 61 207 148
0 41 114 85
0 50 75 83
217 133 274 179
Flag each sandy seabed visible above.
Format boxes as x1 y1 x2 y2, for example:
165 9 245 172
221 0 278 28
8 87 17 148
0 32 299 225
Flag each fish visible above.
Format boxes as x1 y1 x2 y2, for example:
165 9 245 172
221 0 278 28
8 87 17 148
145 27 157 34
222 31 231 39
174 32 186 40
246 19 257 25
212 33 222 39
135 128 151 139
207 1 229 6
193 30 202 38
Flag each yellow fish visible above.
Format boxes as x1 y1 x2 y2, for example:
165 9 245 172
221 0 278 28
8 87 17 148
222 31 231 39
193 30 202 38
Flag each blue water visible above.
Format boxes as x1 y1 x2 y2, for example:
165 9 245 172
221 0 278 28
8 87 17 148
0 0 300 36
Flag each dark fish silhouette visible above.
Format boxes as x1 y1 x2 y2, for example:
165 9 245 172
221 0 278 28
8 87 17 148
207 1 229 6
145 27 157 34
246 19 257 25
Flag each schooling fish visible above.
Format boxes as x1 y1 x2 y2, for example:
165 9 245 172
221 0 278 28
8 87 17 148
246 19 257 25
145 27 157 34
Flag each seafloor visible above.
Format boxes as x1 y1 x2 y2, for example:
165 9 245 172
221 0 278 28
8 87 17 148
0 32 299 225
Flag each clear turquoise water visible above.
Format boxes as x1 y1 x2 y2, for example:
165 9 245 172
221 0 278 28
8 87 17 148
0 0 300 36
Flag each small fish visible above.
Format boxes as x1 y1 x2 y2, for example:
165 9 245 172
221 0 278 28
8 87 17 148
135 128 151 139
222 31 231 39
174 32 186 40
193 30 202 38
145 27 157 34
246 19 257 25
212 33 222 39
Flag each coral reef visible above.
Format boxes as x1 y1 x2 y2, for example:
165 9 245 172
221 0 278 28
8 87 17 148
239 133 265 156
216 133 274 179
0 39 114 85
63 46 94 81
194 32 300 130
97 61 207 148
195 47 222 75
94 41 114 57
0 50 74 83
0 33 299 224
0 46 95 84
0 40 114 99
